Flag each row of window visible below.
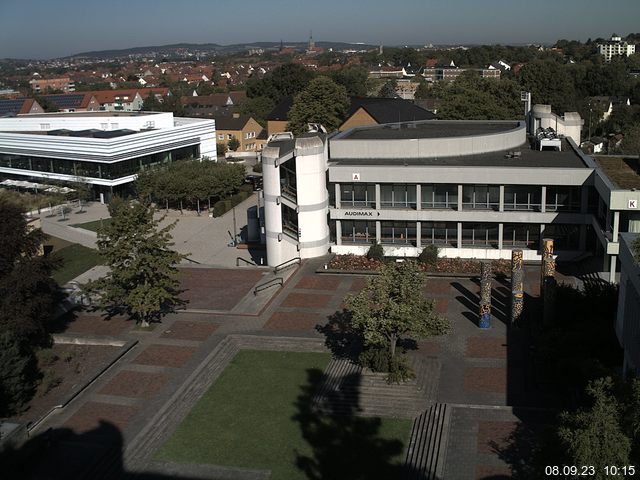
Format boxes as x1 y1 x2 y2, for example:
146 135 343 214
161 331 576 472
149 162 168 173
0 145 199 180
339 220 581 250
337 183 582 212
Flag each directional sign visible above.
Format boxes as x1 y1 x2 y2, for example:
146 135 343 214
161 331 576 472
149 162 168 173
629 199 638 209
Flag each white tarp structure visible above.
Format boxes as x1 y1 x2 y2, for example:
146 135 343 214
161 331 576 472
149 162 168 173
0 179 75 194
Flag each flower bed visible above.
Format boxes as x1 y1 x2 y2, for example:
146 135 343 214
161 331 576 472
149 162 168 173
328 254 511 276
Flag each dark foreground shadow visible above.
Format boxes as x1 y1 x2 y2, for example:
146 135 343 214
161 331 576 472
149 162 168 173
293 369 431 480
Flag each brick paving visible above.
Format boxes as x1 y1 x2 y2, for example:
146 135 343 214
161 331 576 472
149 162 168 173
27 259 559 479
476 421 518 454
52 312 133 336
132 345 197 368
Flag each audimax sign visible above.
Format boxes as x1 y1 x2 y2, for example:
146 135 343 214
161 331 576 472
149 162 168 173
344 211 380 217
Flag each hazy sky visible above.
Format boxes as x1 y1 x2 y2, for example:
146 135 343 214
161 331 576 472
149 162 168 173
1 0 639 59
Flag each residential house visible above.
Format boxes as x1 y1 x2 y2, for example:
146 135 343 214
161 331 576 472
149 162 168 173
29 76 75 93
339 97 436 131
181 92 247 117
598 35 636 62
0 98 44 117
39 93 100 112
590 96 631 122
215 113 264 153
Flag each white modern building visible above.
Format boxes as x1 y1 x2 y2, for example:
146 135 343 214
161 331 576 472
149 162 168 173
598 35 636 62
0 111 216 199
261 105 640 282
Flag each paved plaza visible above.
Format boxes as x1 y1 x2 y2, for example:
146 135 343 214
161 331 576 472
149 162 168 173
11 255 570 480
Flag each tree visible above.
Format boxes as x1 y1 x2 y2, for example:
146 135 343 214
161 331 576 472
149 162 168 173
84 198 187 327
246 63 315 103
142 91 162 111
0 197 60 345
238 96 275 126
621 123 640 156
0 331 37 416
414 81 431 100
379 80 398 98
346 262 450 374
518 60 577 113
330 67 369 97
287 76 350 135
557 377 631 478
227 136 240 152
73 179 92 213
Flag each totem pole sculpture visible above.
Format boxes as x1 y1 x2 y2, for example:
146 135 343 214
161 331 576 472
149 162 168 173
479 261 492 329
511 249 524 325
541 238 556 325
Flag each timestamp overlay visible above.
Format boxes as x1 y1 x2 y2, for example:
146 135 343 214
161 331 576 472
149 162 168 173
544 465 636 477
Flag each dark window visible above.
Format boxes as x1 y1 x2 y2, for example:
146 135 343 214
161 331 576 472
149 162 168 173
504 186 542 211
340 183 375 208
502 223 540 249
421 184 457 209
420 222 457 246
380 184 416 209
341 220 376 244
380 221 416 245
546 186 581 212
542 224 580 250
462 185 499 210
461 223 499 247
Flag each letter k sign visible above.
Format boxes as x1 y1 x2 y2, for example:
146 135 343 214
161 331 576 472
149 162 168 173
629 199 638 209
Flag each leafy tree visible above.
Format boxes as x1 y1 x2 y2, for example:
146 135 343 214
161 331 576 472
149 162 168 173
238 96 275 126
330 67 368 97
346 262 450 366
622 123 640 156
246 63 315 103
414 81 431 100
366 241 384 261
216 142 228 156
0 331 38 416
558 377 631 477
518 60 577 113
84 198 187 326
227 136 240 152
287 76 350 135
0 197 60 345
73 179 92 212
142 91 162 111
378 80 398 98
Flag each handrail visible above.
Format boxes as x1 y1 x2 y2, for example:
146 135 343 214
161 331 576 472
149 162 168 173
273 256 301 274
183 256 202 265
236 257 256 267
254 277 283 295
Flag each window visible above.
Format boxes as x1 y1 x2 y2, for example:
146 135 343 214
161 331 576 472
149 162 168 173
340 183 375 208
380 184 416 209
279 158 297 202
462 185 499 210
546 187 581 212
227 134 233 140
380 221 416 245
282 205 298 239
504 186 542 211
503 224 540 249
421 184 457 209
40 123 50 130
218 134 224 140
110 123 118 129
461 223 499 247
100 123 108 130
421 222 457 246
341 221 376 244
542 224 580 250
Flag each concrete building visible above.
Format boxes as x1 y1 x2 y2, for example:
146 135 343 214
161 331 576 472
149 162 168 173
615 233 640 374
598 35 636 62
0 111 216 200
261 104 640 282
29 76 75 93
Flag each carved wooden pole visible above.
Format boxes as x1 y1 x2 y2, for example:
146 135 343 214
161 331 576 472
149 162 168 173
511 249 524 325
541 238 556 325
540 238 554 293
479 261 492 329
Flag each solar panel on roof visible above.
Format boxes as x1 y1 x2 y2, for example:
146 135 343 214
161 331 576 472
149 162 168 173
0 99 25 116
44 94 84 109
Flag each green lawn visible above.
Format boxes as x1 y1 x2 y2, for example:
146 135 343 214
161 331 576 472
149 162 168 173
156 350 411 480
51 243 102 284
71 217 112 232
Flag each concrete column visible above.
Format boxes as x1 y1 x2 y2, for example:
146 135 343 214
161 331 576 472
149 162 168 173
603 254 610 272
416 221 421 249
376 220 381 243
336 220 342 245
580 186 589 214
457 185 463 211
498 223 504 250
457 222 463 248
416 184 421 211
579 224 587 251
334 183 341 209
375 184 381 210
540 186 546 213
499 185 505 212
613 211 620 241
539 224 545 250
609 255 617 284
605 208 612 235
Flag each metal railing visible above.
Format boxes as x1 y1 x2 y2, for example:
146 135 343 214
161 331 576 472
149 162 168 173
273 256 301 274
254 277 283 295
236 257 256 267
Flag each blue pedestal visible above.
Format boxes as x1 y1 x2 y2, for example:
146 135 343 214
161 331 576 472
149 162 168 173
479 313 491 329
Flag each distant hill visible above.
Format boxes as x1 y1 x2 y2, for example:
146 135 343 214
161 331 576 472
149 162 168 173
69 41 378 59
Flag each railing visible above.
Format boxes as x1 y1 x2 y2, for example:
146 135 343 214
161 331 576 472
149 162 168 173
274 256 301 274
236 257 256 267
254 277 283 295
183 256 202 265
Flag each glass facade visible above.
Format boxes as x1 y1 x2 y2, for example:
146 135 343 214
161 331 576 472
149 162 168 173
462 185 500 210
380 184 417 209
504 186 542 211
421 222 457 246
421 184 457 209
0 145 198 181
503 223 540 249
462 223 499 247
279 158 297 202
282 205 298 239
340 183 375 208
380 221 416 245
546 186 581 212
543 224 580 250
341 220 376 244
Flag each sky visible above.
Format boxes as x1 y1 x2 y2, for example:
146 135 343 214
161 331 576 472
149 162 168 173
1 0 639 59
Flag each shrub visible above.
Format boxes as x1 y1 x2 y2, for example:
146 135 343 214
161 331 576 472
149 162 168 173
386 356 415 384
252 162 263 173
418 245 439 266
359 345 389 372
0 332 38 416
239 183 254 194
366 241 384 262
41 370 63 396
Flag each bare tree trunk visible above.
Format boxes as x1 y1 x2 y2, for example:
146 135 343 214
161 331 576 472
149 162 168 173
197 199 200 216
166 198 169 212
389 334 397 360
179 199 183 214
208 197 211 210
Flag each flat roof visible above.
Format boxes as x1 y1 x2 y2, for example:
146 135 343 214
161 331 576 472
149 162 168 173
595 156 640 189
330 139 588 169
16 111 161 118
338 120 521 140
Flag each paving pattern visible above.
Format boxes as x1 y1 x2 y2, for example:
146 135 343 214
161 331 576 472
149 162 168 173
24 257 562 479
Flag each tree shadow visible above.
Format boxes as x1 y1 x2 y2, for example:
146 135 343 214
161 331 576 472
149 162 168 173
0 420 227 480
316 309 361 363
293 368 422 480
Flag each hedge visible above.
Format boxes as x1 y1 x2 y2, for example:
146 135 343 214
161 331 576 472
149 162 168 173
212 190 252 217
